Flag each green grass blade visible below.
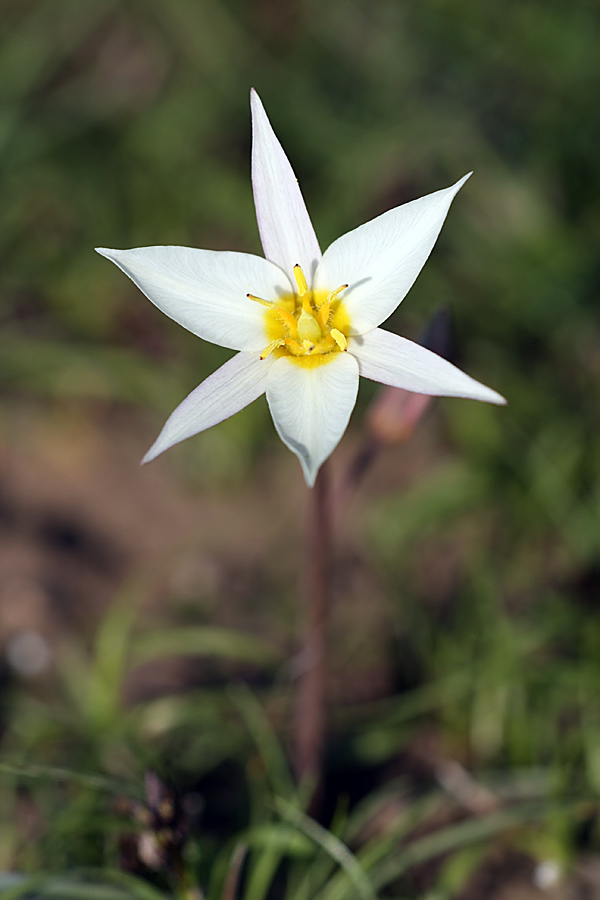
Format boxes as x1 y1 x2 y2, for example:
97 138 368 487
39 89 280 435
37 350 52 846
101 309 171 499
274 797 378 900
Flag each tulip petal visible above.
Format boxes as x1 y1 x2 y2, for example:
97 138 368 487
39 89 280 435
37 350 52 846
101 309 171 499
96 246 292 352
350 328 506 404
314 175 471 335
266 353 359 486
142 351 274 463
251 89 321 284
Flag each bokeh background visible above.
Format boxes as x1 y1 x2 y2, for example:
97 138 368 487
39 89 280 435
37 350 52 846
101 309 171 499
1 0 600 897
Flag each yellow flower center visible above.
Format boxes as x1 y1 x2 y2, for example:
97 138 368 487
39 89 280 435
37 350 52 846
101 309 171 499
248 265 350 369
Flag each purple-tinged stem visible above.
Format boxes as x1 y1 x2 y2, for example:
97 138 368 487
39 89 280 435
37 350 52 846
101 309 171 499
293 461 331 785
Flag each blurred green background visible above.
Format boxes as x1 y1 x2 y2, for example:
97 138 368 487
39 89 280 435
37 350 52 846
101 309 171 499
1 0 600 897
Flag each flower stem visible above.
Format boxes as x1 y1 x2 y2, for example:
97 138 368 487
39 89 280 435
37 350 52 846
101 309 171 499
293 462 331 786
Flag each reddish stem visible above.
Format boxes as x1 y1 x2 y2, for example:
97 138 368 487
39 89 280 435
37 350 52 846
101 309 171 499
293 462 331 785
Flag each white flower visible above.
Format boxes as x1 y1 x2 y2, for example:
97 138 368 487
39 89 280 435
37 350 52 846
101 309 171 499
97 90 505 487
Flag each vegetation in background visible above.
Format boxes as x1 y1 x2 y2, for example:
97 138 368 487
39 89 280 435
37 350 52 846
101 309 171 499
1 0 600 896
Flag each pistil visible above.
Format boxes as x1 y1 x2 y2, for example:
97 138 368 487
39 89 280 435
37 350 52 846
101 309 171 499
249 265 349 364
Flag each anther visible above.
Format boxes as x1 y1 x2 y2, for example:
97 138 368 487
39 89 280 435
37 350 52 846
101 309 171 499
293 264 309 297
260 339 285 360
247 293 273 307
327 284 348 304
330 329 347 351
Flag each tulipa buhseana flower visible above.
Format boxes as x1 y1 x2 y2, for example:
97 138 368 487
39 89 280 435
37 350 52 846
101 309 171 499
97 90 505 487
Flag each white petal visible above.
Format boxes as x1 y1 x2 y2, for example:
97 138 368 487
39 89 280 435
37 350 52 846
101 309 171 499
266 353 359 487
96 245 292 352
142 351 274 463
251 89 321 284
351 328 506 404
314 175 471 335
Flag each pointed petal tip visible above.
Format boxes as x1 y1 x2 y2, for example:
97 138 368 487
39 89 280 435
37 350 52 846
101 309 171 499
141 438 169 464
467 382 507 406
140 446 157 465
302 463 318 489
250 88 264 115
95 246 122 261
488 389 507 406
454 171 473 192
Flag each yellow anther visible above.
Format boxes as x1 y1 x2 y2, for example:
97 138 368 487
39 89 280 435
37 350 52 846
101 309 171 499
247 293 273 307
260 339 285 360
327 284 348 304
293 264 308 297
330 329 347 351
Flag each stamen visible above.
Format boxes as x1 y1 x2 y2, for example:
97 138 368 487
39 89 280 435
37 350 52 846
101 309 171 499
293 264 308 297
247 293 273 307
327 284 348 304
317 301 330 328
260 339 285 360
276 308 298 335
330 329 347 351
252 274 350 363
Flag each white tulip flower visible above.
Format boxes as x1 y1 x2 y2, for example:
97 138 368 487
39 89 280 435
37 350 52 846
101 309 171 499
97 90 504 487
